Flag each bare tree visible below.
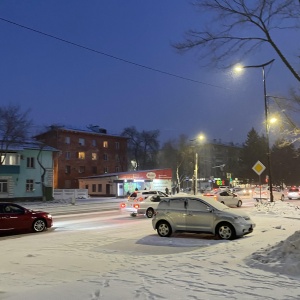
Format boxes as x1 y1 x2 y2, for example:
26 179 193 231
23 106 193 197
0 104 32 164
121 126 160 170
174 0 300 82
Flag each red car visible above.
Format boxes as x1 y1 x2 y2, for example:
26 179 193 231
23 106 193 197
0 202 53 233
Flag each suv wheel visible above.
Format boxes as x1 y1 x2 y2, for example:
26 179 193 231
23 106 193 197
157 221 172 237
237 200 242 207
146 208 154 218
216 223 235 240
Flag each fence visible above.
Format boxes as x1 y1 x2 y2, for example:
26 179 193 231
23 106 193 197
53 189 88 200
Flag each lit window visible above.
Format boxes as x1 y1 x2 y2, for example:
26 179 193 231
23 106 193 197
26 179 34 192
26 157 35 168
65 136 70 144
78 152 85 159
92 153 97 160
79 138 85 146
103 141 108 148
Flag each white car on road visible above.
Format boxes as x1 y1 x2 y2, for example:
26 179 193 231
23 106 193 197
120 195 167 218
215 191 243 207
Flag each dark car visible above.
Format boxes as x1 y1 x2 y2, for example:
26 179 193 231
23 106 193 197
0 202 53 233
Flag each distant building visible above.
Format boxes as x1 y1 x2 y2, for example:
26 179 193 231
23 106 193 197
198 139 242 187
0 141 58 201
34 125 128 189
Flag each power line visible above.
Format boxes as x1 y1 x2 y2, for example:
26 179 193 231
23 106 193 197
0 17 228 90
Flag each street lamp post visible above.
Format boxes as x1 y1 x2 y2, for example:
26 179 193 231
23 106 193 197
236 59 275 202
190 134 205 195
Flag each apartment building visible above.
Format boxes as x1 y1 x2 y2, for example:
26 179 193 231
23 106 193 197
34 125 128 189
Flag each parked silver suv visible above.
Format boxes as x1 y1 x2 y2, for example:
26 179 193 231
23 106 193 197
152 196 255 240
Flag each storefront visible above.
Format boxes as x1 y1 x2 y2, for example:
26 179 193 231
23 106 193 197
78 168 172 197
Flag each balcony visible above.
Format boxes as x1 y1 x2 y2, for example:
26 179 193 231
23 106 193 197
0 165 20 174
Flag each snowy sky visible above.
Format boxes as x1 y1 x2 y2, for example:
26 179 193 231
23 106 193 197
0 1 299 144
1 199 300 299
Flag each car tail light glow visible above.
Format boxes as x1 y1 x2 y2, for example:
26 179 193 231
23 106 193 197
120 203 126 208
133 203 140 209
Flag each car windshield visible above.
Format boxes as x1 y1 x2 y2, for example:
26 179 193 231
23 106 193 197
198 196 230 211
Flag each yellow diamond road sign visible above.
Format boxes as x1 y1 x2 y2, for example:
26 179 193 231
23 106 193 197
252 160 266 175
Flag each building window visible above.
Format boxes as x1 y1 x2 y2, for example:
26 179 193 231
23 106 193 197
115 166 119 172
103 153 108 161
92 184 96 192
92 166 97 174
65 152 71 160
92 139 96 146
103 141 108 148
26 157 34 168
79 166 85 173
92 153 97 160
65 136 70 144
26 179 34 192
1 153 20 165
104 167 108 173
115 154 120 162
85 184 88 189
115 142 120 149
78 152 85 159
79 138 85 146
0 180 8 193
65 165 71 174
98 184 102 192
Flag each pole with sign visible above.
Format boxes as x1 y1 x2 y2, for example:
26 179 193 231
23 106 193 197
252 160 266 199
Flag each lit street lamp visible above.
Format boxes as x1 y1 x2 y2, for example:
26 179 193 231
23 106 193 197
190 134 205 195
235 59 275 202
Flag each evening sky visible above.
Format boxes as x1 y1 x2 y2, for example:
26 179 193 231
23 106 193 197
0 1 299 144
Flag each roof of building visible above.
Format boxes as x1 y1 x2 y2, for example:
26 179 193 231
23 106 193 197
34 124 128 139
1 140 59 152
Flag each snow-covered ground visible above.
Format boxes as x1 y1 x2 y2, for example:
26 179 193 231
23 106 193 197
1 200 300 300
